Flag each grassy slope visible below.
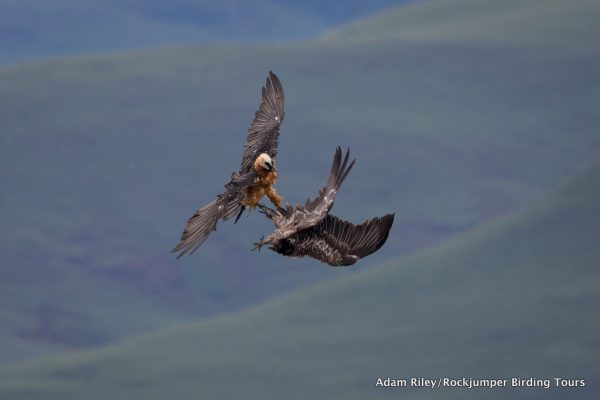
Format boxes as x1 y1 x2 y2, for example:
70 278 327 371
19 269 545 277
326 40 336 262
1 0 599 364
0 156 598 400
320 0 600 51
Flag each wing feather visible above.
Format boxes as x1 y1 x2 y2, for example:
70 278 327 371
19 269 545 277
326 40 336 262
240 71 285 173
316 213 395 265
172 171 255 257
298 147 355 228
305 147 355 214
262 147 356 243
171 200 221 258
173 72 284 258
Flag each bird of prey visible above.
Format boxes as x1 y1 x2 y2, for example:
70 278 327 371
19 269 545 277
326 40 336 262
255 147 394 266
172 71 285 257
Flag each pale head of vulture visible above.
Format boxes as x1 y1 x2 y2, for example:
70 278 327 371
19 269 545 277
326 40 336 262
254 153 274 174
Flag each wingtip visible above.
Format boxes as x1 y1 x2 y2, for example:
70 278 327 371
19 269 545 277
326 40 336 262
171 241 184 255
378 214 395 243
266 71 283 95
171 240 195 259
332 146 355 189
380 213 395 230
361 213 395 257
267 70 277 85
333 146 353 170
171 246 185 259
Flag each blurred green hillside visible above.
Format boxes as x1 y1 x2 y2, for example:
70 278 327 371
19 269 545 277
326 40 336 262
1 145 598 400
321 0 600 51
0 0 408 64
1 0 599 365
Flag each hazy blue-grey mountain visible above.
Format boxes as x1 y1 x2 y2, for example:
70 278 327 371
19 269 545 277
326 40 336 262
0 0 411 64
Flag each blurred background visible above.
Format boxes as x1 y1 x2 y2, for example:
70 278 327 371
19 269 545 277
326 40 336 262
0 0 599 398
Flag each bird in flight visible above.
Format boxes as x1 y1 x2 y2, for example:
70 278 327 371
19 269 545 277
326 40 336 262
172 71 285 257
254 147 394 266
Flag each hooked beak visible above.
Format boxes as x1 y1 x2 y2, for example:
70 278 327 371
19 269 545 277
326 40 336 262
264 161 273 171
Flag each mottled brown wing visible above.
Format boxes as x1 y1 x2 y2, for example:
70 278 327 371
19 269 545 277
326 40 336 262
262 147 355 241
240 71 285 173
296 147 355 230
314 213 395 266
171 171 255 258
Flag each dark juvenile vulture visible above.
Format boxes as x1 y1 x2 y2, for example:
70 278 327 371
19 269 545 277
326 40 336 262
255 147 394 266
172 71 285 257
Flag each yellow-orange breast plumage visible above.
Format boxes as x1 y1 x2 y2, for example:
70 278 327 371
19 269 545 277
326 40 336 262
242 169 282 208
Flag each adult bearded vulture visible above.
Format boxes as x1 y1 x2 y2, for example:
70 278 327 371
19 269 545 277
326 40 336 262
255 147 395 266
172 71 285 257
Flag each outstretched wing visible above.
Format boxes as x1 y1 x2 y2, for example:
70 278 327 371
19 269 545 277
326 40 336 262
240 71 285 173
309 213 395 266
295 147 355 229
305 147 355 214
171 172 255 258
262 147 355 242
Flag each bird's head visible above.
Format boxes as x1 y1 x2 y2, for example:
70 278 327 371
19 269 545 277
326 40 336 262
254 153 273 173
271 238 295 256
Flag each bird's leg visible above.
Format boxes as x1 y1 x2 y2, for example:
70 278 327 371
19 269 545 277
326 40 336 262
266 187 282 208
252 236 266 251
275 203 287 216
266 188 287 215
256 203 276 219
256 203 270 213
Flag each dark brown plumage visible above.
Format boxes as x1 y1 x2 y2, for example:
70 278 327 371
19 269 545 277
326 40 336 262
255 147 394 266
172 71 285 258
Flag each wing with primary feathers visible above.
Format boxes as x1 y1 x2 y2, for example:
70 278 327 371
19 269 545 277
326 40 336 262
171 171 255 258
240 71 285 173
255 147 393 266
312 213 395 266
296 147 355 230
258 147 355 243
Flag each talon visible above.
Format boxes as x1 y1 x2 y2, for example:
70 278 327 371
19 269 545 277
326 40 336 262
252 236 266 251
276 204 287 215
